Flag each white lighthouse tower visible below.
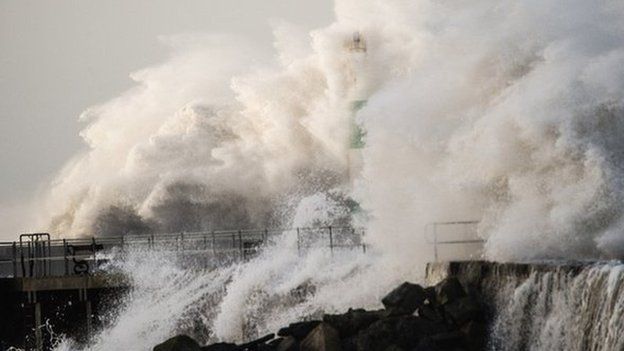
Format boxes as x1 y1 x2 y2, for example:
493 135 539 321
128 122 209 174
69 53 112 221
345 31 368 186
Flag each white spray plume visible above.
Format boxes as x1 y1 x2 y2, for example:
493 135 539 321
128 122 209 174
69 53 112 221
355 0 624 261
40 0 624 311
44 1 624 349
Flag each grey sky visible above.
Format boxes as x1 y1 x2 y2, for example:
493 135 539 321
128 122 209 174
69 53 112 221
0 0 334 238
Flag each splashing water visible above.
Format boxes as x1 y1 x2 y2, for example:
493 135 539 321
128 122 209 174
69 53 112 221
40 0 624 260
37 0 624 349
53 233 388 350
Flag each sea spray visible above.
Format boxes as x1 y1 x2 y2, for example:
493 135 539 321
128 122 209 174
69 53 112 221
53 229 389 350
38 0 624 349
43 0 624 262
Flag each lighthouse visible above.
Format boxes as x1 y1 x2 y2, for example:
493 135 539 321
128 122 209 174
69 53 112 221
345 31 367 186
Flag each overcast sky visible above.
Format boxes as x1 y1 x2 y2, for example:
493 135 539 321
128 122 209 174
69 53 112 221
0 0 334 238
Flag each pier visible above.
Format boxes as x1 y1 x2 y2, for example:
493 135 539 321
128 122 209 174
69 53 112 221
0 223 481 350
0 227 366 350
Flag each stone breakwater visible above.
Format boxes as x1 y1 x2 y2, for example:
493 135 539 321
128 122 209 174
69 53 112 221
152 277 486 351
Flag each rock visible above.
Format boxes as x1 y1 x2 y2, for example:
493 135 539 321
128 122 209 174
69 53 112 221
238 333 275 351
278 321 321 340
154 335 201 351
443 297 480 326
276 336 299 351
201 343 238 351
340 337 357 351
382 282 427 315
423 287 437 305
355 315 446 351
412 338 436 351
434 278 466 305
355 317 402 351
382 345 404 351
460 321 487 351
257 344 277 351
323 309 385 337
417 305 444 324
268 338 284 347
183 276 484 351
300 323 342 351
430 331 464 349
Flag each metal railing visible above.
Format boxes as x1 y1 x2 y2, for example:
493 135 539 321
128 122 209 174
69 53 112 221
0 226 366 278
0 222 485 277
425 221 484 261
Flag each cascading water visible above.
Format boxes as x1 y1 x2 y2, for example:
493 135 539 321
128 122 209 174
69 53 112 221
429 261 624 351
488 263 624 351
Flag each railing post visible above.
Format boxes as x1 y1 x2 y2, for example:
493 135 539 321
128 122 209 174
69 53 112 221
63 239 68 276
203 232 208 269
28 241 33 277
328 226 333 255
92 237 97 271
47 238 51 276
19 238 25 278
212 231 216 256
12 241 17 278
296 228 301 255
238 230 243 259
361 227 366 254
35 237 45 276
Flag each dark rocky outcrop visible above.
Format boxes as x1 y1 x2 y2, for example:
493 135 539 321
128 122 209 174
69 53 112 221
278 321 321 340
323 309 385 337
201 343 238 351
154 335 201 351
275 336 298 351
381 282 426 315
154 276 486 351
300 324 342 351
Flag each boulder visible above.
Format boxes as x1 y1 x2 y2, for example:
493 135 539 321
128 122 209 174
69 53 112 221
238 333 275 351
154 335 201 351
381 282 427 315
278 321 321 340
323 309 385 337
443 297 480 326
412 338 436 351
355 317 402 351
276 336 299 351
460 321 487 351
423 287 437 305
201 343 238 351
340 336 357 351
417 305 444 324
382 345 404 351
300 323 342 351
355 315 446 351
430 331 464 349
434 278 466 305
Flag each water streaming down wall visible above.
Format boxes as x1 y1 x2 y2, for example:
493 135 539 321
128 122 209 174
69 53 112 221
427 261 624 351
